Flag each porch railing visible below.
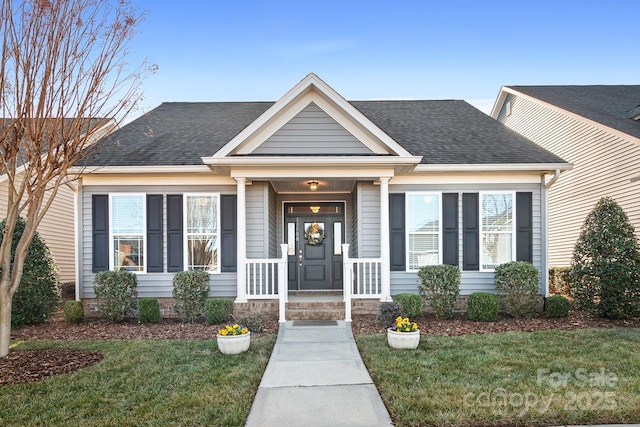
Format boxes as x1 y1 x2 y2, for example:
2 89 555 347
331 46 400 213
245 244 288 322
342 244 382 322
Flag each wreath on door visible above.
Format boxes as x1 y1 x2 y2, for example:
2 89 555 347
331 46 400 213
305 223 325 245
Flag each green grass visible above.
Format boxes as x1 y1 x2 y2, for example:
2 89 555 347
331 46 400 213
357 328 640 427
0 336 276 426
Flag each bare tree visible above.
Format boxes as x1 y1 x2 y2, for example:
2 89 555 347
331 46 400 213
0 0 153 357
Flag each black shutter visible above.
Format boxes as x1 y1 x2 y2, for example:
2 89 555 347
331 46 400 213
462 193 479 270
442 193 459 266
389 193 405 271
147 195 163 272
92 194 109 272
220 195 237 272
516 192 533 263
167 194 183 272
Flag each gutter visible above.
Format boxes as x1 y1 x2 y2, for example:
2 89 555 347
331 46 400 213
545 169 561 188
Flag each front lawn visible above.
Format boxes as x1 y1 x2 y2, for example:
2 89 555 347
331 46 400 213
357 328 640 427
0 336 275 426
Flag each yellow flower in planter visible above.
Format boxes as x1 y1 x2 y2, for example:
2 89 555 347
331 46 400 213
394 316 418 332
218 323 249 336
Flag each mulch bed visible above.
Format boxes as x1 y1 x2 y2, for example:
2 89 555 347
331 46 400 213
3 311 639 387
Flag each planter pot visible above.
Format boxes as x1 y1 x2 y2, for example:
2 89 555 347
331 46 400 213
387 328 420 350
217 332 251 355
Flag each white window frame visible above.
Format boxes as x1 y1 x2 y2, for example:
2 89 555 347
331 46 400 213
109 193 147 274
405 192 442 272
183 193 220 273
479 191 516 272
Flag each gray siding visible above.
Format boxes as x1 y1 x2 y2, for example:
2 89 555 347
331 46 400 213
252 103 375 155
268 183 278 258
349 186 359 257
358 182 381 258
246 182 268 259
80 185 237 299
0 179 76 283
499 93 640 266
389 183 544 295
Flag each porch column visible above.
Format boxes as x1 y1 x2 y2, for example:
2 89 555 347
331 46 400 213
235 177 247 303
379 177 392 302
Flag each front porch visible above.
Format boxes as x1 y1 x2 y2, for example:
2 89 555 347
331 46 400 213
240 242 387 322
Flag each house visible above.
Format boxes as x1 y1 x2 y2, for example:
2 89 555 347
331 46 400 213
492 85 640 266
0 119 116 284
73 74 570 320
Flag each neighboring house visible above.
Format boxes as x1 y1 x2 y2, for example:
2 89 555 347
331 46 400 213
74 74 570 319
492 85 640 266
0 119 116 284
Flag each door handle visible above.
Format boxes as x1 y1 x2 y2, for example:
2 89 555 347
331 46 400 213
298 254 303 267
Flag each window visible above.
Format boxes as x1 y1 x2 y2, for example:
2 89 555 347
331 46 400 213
184 194 219 272
480 192 514 270
110 194 145 272
407 193 441 271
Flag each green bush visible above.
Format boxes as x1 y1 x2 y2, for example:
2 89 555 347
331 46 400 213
0 217 60 328
238 314 266 333
546 295 570 318
138 298 161 324
494 261 539 318
63 300 84 323
418 265 460 319
377 301 402 328
205 298 234 324
173 270 210 323
571 197 640 319
549 266 572 296
93 270 138 323
393 293 422 319
467 292 498 322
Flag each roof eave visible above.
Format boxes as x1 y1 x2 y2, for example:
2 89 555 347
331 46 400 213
413 163 573 173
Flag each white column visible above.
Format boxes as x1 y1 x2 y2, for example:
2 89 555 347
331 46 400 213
379 177 392 302
235 178 247 303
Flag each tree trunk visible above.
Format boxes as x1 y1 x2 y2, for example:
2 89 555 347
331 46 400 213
0 286 12 357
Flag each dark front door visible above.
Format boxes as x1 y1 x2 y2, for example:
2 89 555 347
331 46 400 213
285 203 344 290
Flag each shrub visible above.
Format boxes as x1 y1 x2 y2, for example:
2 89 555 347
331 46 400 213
417 265 460 319
63 300 84 323
546 295 570 318
138 298 161 324
173 270 210 323
571 197 640 319
238 314 266 333
494 261 539 318
0 217 60 328
467 292 498 322
205 298 234 324
93 270 138 323
549 266 572 296
393 293 422 319
377 301 402 328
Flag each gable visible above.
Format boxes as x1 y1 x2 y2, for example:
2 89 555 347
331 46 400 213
251 103 375 155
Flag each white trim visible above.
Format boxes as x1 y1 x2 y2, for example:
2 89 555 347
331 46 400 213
70 165 213 174
479 191 516 272
390 173 542 185
207 156 422 167
81 173 236 186
108 193 147 274
183 193 221 274
405 192 443 273
412 163 572 173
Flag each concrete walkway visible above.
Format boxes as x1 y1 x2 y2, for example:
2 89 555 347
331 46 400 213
245 320 393 427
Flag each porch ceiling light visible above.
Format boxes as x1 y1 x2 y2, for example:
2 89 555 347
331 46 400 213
307 180 319 191
310 206 320 213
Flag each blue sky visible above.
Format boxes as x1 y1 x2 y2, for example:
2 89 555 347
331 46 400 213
128 1 638 116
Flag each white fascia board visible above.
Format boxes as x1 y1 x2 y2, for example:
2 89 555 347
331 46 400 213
204 156 422 167
500 87 640 145
230 167 397 179
413 163 573 173
70 165 213 174
490 87 509 118
210 73 415 159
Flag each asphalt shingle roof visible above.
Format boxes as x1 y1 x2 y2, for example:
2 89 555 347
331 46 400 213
509 85 640 140
84 100 566 167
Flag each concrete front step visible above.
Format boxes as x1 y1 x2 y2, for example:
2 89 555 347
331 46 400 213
286 300 345 320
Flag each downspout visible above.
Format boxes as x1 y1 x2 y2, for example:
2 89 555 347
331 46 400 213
541 169 560 298
66 180 81 301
